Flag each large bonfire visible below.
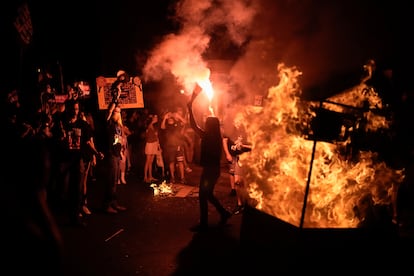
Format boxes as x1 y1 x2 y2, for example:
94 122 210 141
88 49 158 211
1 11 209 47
237 63 404 228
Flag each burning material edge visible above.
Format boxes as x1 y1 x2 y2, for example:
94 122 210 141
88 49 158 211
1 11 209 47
240 205 400 251
240 61 404 229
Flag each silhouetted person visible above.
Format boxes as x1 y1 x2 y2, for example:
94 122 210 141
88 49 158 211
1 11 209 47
3 90 63 274
187 87 232 232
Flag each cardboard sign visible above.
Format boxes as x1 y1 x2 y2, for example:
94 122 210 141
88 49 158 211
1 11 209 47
96 76 144 110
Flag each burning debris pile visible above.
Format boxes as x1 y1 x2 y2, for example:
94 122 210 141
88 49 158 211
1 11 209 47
150 182 173 197
150 181 198 198
139 0 400 229
238 62 404 228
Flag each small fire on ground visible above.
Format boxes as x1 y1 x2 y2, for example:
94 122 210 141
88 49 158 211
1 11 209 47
150 181 198 198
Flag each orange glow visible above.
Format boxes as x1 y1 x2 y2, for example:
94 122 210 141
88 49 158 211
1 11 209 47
150 181 173 196
197 79 214 102
237 63 404 228
195 68 215 116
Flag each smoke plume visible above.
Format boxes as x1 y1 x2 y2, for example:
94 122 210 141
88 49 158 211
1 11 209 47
142 0 393 103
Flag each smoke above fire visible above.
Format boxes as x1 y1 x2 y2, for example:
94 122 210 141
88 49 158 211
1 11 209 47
142 0 258 94
142 0 392 102
142 0 399 228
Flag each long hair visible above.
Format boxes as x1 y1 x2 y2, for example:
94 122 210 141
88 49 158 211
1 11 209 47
200 116 222 166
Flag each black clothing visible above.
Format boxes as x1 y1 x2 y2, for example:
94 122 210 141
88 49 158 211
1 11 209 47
188 109 222 167
187 102 230 227
57 117 93 224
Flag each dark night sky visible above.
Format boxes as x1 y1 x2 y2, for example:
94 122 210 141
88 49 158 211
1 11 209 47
2 0 412 100
2 0 176 90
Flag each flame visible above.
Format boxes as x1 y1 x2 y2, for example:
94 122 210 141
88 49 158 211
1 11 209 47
238 63 404 228
195 68 215 116
197 80 214 102
197 79 215 116
150 181 173 196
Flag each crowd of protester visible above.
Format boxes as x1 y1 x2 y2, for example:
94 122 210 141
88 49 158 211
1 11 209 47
5 68 200 209
3 60 414 272
2 64 206 270
0 65 205 275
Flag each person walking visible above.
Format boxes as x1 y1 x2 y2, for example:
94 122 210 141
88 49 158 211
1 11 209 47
187 88 232 232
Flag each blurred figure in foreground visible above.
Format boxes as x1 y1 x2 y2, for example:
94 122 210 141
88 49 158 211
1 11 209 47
3 89 64 274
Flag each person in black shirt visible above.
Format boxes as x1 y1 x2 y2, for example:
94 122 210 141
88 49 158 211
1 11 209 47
59 101 103 226
187 87 232 232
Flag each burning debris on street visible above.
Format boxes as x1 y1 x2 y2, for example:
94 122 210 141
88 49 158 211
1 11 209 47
141 0 403 229
239 62 404 228
150 181 198 198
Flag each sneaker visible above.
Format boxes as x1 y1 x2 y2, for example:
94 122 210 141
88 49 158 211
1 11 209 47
219 211 232 226
82 205 92 215
114 205 127 212
185 167 193 173
106 206 118 214
232 205 245 215
230 189 236 196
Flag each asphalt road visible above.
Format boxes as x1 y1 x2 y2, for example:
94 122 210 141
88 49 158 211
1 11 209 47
58 164 245 276
57 163 413 276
